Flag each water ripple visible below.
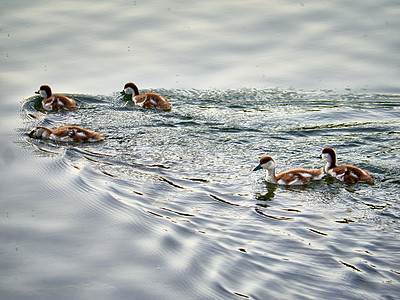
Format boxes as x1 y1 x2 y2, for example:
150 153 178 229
10 88 400 299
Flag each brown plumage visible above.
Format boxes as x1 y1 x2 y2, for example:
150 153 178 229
36 85 78 111
253 155 324 185
321 147 375 185
122 82 171 111
29 126 104 143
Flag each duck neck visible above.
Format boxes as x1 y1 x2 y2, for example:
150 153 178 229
324 156 337 173
265 168 276 183
324 162 331 173
132 85 140 96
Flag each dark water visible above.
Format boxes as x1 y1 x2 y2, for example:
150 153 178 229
1 0 400 299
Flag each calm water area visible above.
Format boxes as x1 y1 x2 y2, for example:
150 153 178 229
1 1 400 299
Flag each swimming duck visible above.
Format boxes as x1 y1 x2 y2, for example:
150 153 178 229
29 126 104 143
122 82 171 111
321 147 375 184
35 85 78 111
253 155 324 185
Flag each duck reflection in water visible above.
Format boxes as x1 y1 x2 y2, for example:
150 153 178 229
255 182 277 203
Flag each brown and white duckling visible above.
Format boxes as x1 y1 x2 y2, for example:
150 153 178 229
35 85 78 111
321 147 375 185
253 155 324 185
29 126 104 143
122 82 171 111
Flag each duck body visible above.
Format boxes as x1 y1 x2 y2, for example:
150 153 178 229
253 155 324 185
36 85 78 111
321 147 375 185
29 126 104 143
122 82 171 111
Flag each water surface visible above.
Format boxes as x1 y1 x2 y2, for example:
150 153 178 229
1 1 400 299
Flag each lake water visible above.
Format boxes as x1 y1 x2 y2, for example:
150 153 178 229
1 1 399 299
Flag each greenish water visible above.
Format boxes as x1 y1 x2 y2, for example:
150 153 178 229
1 1 400 299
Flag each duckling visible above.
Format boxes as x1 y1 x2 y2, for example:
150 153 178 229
122 82 171 111
253 155 324 185
35 85 78 111
321 147 375 184
29 126 104 143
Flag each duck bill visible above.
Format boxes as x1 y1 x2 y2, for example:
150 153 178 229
28 129 35 138
35 90 40 94
253 165 262 171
